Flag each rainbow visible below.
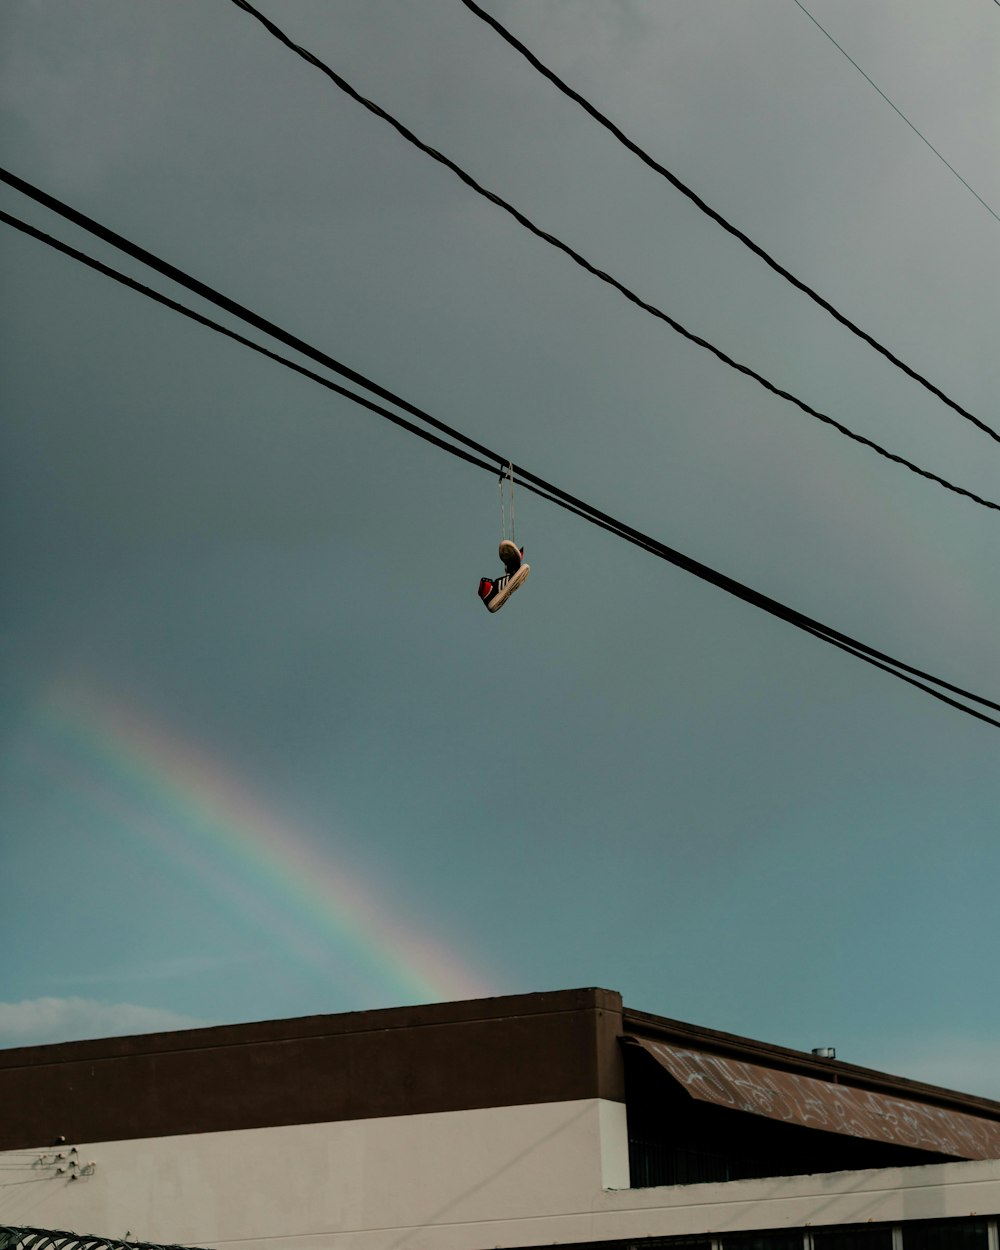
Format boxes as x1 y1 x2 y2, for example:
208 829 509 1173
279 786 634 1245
34 677 499 1008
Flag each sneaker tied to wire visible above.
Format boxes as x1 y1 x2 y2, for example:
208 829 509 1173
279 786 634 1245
478 547 530 613
498 540 524 575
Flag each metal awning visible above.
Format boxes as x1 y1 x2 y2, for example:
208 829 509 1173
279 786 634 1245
625 1036 1000 1160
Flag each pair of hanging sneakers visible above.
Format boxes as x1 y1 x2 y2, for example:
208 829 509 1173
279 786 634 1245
477 540 530 613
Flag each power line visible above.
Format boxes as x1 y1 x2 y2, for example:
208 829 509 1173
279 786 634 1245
792 0 1000 227
0 207 607 529
457 0 1000 446
224 0 1000 519
2 184 998 729
0 212 498 473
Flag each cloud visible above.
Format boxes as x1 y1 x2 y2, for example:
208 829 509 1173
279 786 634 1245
0 997 206 1049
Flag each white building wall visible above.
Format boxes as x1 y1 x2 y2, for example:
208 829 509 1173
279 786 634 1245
2 1104 999 1250
0 1098 622 1245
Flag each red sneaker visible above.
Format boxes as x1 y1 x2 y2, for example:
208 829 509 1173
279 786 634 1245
477 563 530 613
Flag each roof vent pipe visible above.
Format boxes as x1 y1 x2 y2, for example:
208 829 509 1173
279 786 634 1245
812 1047 836 1058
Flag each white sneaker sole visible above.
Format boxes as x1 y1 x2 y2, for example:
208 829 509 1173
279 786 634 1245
488 562 530 612
498 540 522 574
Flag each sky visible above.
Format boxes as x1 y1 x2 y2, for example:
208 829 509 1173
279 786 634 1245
1 1 999 1102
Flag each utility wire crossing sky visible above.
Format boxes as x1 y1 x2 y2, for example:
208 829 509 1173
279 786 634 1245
791 0 1000 225
458 0 1000 435
3 0 998 1097
3 165 998 731
227 0 1000 520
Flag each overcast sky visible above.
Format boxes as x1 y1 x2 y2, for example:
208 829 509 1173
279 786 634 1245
2 0 999 1101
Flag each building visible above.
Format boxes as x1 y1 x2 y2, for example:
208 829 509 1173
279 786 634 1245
2 988 999 1250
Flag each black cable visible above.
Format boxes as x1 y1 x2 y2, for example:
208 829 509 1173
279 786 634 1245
0 167 499 467
0 211 497 477
0 208 607 533
458 0 1000 444
225 0 1000 517
3 190 999 728
795 624 1000 732
0 210 650 550
4 175 998 718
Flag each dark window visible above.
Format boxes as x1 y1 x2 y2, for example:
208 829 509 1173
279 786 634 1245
902 1219 989 1249
722 1232 804 1250
514 1219 994 1250
633 1242 713 1250
811 1227 892 1250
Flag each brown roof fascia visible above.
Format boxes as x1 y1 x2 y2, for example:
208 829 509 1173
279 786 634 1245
622 1006 1000 1123
0 988 621 1071
0 988 625 1150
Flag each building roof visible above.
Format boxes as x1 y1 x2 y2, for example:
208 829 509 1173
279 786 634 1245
2 987 998 1155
